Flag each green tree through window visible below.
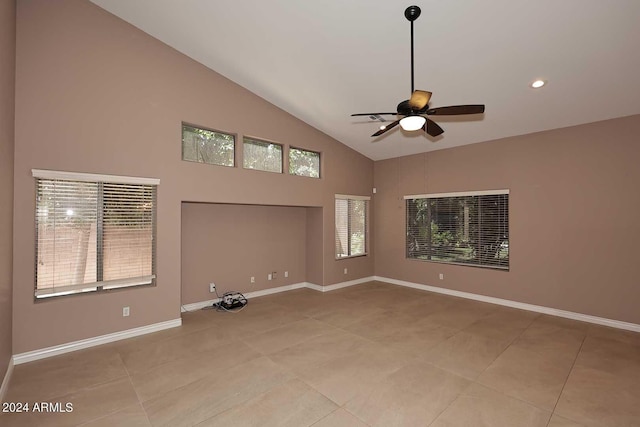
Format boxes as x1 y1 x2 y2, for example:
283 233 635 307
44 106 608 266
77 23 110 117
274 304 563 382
406 192 509 269
182 124 235 166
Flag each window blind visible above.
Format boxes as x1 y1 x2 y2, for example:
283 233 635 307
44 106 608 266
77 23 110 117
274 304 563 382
335 195 370 258
406 190 509 269
101 183 155 288
36 180 99 296
34 171 158 298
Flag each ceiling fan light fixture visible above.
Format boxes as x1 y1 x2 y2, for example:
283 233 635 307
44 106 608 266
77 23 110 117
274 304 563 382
400 115 426 131
531 79 546 89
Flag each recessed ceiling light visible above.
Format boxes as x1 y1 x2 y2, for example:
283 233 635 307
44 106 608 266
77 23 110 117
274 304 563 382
379 125 386 130
531 79 546 89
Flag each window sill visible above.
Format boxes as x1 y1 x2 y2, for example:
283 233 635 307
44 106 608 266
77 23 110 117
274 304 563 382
335 253 368 261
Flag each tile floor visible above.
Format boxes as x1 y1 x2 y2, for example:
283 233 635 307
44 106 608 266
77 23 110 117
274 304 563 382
2 281 640 426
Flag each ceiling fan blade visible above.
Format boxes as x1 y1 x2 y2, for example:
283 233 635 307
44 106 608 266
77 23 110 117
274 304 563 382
424 118 444 137
408 90 432 110
426 105 485 115
372 119 400 137
351 113 397 117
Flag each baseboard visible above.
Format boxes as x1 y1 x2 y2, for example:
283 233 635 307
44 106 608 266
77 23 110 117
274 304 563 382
13 318 182 365
316 276 376 292
181 278 376 312
304 282 323 292
374 276 640 333
181 282 309 312
0 357 13 402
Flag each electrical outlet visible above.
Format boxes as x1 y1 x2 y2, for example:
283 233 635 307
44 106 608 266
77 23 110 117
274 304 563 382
122 306 130 317
209 283 216 293
284 271 289 278
439 273 444 280
250 276 255 284
272 271 277 279
344 268 348 275
268 273 272 281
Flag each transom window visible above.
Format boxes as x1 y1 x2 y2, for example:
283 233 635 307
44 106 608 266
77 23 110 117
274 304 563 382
243 137 283 173
289 147 320 178
182 123 235 167
406 190 509 269
335 194 370 258
33 170 158 299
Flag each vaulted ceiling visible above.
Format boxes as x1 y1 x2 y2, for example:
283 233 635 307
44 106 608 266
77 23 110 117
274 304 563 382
90 0 640 160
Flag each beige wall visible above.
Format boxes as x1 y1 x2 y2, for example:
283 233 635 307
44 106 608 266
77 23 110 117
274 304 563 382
306 207 324 286
13 0 373 353
181 203 308 304
374 115 640 324
1 0 16 376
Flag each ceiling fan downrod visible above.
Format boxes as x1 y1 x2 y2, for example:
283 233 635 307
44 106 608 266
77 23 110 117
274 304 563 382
405 5 421 94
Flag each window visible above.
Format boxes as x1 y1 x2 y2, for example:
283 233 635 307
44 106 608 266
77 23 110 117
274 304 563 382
243 137 283 173
289 147 320 178
335 195 369 258
33 170 158 299
406 190 509 269
182 124 235 167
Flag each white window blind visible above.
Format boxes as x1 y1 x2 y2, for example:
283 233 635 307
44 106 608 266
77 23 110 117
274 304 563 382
34 171 157 298
335 195 370 258
406 190 509 269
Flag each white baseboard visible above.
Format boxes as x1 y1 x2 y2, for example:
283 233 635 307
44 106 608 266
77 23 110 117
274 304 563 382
374 276 640 333
13 318 182 365
317 276 376 292
181 282 309 312
304 282 323 292
181 278 375 311
0 357 13 402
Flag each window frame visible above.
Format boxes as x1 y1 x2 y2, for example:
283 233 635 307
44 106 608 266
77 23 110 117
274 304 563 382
335 194 370 260
289 146 321 178
32 169 159 300
242 136 284 174
181 122 236 168
405 189 509 270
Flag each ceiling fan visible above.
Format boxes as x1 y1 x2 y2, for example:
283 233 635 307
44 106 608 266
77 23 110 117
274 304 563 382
352 5 485 138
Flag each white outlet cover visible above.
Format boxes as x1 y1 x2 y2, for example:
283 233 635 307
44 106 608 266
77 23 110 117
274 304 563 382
123 306 130 317
284 271 289 278
344 268 348 274
268 274 272 280
250 276 255 283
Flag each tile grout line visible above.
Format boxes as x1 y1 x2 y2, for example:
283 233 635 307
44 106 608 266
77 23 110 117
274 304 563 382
341 405 373 427
472 313 539 382
544 334 588 427
120 351 153 427
468 319 585 419
426 380 472 427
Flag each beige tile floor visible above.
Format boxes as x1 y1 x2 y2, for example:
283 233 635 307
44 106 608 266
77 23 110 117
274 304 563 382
2 281 640 426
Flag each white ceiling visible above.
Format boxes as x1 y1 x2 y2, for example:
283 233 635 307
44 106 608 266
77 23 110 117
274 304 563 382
90 0 640 160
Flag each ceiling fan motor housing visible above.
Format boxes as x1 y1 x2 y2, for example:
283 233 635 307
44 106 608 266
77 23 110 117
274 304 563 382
397 100 427 115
